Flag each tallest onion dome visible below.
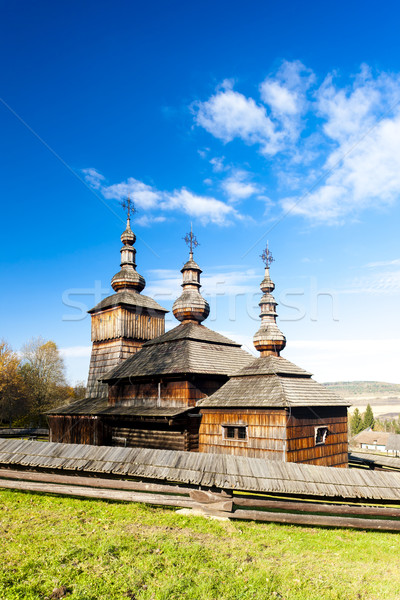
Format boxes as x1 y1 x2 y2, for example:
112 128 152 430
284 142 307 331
253 244 286 357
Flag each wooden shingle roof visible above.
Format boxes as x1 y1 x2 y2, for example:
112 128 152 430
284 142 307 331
88 290 168 314
47 397 191 418
102 323 253 382
235 355 312 377
198 355 349 408
143 322 243 347
2 439 400 501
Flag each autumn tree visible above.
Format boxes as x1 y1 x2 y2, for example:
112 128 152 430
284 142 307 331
0 341 27 426
21 337 67 426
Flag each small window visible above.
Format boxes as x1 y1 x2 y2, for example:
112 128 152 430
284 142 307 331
226 426 235 439
222 425 248 441
315 426 328 445
237 427 247 439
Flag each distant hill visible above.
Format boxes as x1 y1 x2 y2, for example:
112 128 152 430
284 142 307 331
323 381 400 397
323 381 400 418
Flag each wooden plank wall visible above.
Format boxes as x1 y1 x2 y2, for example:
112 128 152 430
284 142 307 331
286 407 348 467
91 307 165 343
48 415 105 446
199 408 287 459
109 377 225 408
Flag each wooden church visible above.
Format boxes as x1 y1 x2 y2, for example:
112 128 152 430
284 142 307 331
48 207 349 467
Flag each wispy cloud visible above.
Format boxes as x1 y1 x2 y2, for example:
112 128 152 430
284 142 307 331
146 267 259 299
83 170 240 226
221 170 263 203
194 62 400 225
194 79 282 156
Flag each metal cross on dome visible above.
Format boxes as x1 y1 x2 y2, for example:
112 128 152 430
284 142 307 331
183 224 199 255
121 196 135 220
261 243 274 268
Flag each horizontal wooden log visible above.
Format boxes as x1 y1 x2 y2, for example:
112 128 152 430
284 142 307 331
233 497 400 518
0 479 201 508
224 508 400 531
0 478 233 512
190 489 233 503
0 469 193 495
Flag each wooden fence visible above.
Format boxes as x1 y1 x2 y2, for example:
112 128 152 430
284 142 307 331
1 467 400 532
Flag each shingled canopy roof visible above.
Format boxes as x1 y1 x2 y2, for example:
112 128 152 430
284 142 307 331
47 396 191 419
88 290 168 314
102 322 253 382
198 355 350 408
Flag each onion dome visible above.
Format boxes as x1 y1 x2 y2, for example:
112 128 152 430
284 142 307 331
111 211 145 293
172 228 210 324
253 245 286 357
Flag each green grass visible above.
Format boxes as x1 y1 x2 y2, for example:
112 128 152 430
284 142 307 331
1 490 400 600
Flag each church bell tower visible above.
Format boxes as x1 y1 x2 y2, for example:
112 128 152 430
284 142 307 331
86 199 168 398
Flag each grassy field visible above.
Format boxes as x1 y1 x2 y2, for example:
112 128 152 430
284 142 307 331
1 489 400 600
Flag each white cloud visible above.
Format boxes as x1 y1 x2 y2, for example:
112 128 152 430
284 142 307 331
102 177 162 210
146 267 259 299
281 111 400 222
136 215 167 227
342 261 400 295
195 61 315 156
194 82 282 155
83 171 239 226
164 188 238 225
81 168 104 190
221 170 262 202
210 156 226 172
365 259 400 268
261 60 314 112
195 62 400 224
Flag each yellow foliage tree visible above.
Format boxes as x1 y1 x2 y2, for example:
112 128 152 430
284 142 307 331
0 341 26 426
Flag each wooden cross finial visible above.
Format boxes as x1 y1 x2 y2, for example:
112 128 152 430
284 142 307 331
260 242 274 268
183 223 199 256
121 196 135 220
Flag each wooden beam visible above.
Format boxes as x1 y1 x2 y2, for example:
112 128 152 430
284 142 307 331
0 469 193 495
233 497 400 518
223 508 400 531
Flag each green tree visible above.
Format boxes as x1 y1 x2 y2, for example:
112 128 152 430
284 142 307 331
0 341 27 426
350 408 364 436
21 337 67 426
363 403 375 430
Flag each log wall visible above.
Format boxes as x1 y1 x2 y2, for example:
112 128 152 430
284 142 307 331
199 408 287 459
87 306 166 398
48 415 105 446
286 407 348 467
108 377 224 408
199 406 348 466
109 413 201 451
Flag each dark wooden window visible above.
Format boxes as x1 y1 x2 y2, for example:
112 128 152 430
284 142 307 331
222 425 248 441
315 426 328 445
237 427 247 439
226 426 235 438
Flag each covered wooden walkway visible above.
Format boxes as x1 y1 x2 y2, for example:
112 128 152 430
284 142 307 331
2 438 400 502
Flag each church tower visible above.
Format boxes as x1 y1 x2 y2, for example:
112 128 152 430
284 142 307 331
86 200 168 398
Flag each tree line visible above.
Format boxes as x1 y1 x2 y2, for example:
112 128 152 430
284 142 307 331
349 404 375 436
0 337 86 428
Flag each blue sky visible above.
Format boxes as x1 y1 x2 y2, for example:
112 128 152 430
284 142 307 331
2 0 400 384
